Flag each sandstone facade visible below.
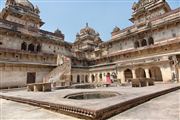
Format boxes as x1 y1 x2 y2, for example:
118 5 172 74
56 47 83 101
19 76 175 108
0 0 179 89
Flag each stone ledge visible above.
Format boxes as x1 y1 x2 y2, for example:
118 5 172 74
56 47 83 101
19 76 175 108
0 85 179 120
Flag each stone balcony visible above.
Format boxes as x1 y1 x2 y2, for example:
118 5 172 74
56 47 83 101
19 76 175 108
0 48 57 66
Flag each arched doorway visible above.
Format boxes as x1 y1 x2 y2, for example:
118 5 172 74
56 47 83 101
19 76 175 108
21 42 27 51
71 75 73 82
149 67 163 81
77 75 80 83
135 68 146 78
36 44 41 52
148 37 154 45
85 75 88 83
141 39 147 47
99 73 103 81
134 41 140 48
28 44 35 52
124 69 133 81
91 75 95 83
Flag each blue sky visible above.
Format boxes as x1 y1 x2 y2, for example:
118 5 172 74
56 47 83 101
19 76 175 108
0 0 179 42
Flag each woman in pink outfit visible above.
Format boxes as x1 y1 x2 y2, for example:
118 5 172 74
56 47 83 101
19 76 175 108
106 73 112 84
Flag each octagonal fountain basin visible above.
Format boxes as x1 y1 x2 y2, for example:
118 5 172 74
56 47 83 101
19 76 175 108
64 91 120 100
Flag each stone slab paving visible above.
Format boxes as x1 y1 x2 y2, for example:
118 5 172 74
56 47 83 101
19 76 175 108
0 98 80 120
109 90 180 120
0 84 180 120
0 83 179 111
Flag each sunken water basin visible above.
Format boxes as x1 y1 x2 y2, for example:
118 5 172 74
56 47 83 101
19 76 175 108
64 91 120 100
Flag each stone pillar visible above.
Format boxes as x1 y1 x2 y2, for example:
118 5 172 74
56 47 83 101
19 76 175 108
102 72 106 82
90 74 94 83
160 64 172 82
117 70 125 83
145 68 150 78
178 66 180 82
132 69 136 79
80 75 82 83
81 75 84 83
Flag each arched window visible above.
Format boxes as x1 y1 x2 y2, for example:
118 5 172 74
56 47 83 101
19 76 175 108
124 69 133 81
81 75 85 83
85 75 88 83
77 75 80 83
134 41 140 48
21 42 27 51
91 75 95 83
149 66 163 81
36 44 41 52
28 44 35 52
148 37 154 45
71 75 73 82
135 68 146 78
99 73 102 79
141 39 147 47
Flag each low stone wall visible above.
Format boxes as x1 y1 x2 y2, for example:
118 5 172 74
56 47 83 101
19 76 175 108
27 83 51 92
1 85 179 120
132 78 154 87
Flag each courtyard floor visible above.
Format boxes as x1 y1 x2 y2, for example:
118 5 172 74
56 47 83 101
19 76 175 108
1 89 179 120
0 83 180 120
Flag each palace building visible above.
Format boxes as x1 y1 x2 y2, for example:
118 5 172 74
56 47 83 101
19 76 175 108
0 0 180 89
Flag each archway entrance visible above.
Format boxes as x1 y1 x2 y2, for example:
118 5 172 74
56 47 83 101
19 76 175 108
85 75 88 83
91 75 95 83
149 67 163 81
99 73 103 81
28 44 35 52
21 42 27 51
134 41 140 48
27 72 36 84
135 68 146 78
141 39 147 47
124 69 133 81
77 75 80 83
148 37 154 45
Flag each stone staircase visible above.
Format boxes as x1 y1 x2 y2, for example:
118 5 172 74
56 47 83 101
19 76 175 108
43 55 71 87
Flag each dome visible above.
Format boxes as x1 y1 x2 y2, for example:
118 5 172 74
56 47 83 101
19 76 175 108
15 0 34 9
80 23 96 35
54 28 62 34
54 28 63 37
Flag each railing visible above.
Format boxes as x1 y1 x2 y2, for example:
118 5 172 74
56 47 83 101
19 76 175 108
43 59 71 86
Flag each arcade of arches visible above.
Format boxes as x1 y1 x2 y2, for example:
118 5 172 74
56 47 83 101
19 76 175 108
124 66 163 82
72 74 89 84
21 42 41 52
71 64 179 84
134 37 154 48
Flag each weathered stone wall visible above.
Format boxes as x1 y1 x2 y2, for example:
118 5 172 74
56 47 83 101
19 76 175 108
0 34 72 57
178 65 180 81
108 23 180 55
0 64 53 89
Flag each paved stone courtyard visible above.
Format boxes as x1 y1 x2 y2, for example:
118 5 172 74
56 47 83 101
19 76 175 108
109 89 180 120
0 98 79 120
1 89 179 120
0 83 180 120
